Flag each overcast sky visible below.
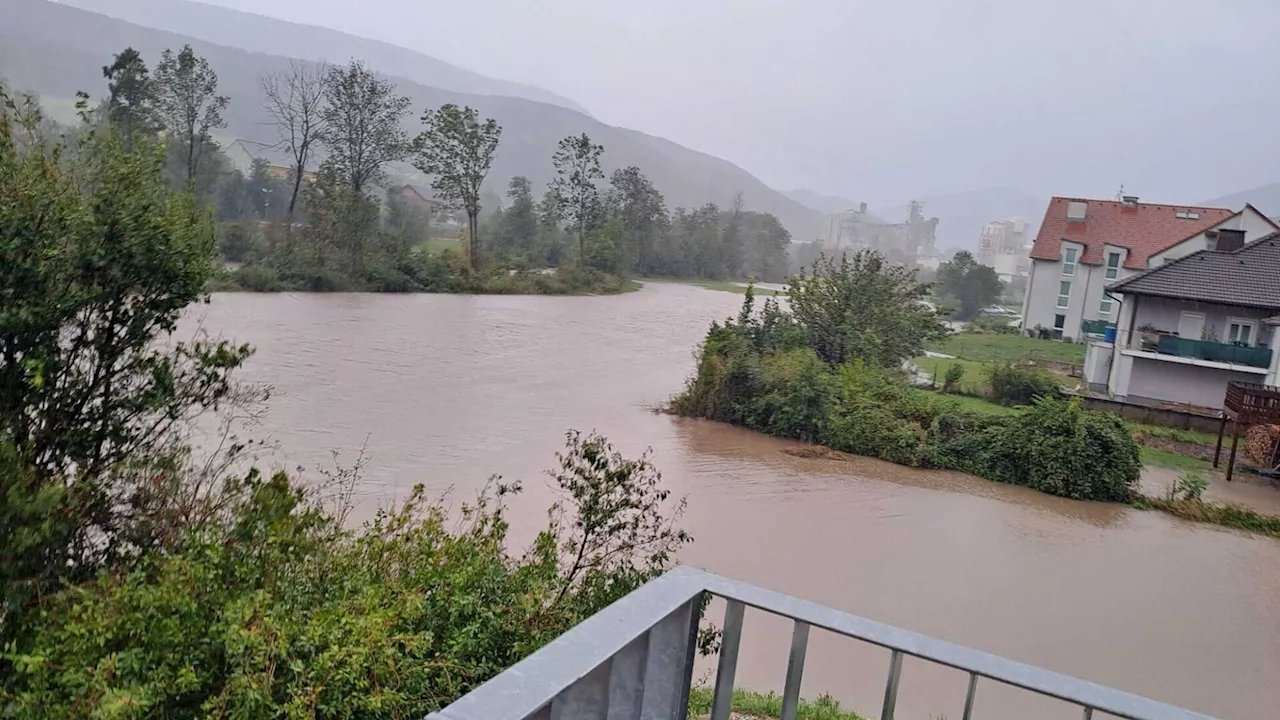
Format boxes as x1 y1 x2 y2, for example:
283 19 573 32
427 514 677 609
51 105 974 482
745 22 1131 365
197 0 1277 207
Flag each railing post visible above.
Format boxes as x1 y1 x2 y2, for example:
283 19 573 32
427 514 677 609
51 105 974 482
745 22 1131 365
638 597 701 720
780 621 810 720
710 600 745 720
880 649 903 720
961 672 978 720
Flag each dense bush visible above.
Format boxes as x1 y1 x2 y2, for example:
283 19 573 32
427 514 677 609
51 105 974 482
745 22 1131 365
986 362 1061 406
933 397 1140 501
2 432 691 718
673 290 1143 502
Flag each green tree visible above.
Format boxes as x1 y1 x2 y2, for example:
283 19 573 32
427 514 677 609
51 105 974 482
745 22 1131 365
102 47 155 143
0 92 253 630
318 60 410 195
549 133 605 262
788 250 946 367
153 45 229 184
412 104 502 270
497 176 538 255
937 250 1004 320
610 166 666 275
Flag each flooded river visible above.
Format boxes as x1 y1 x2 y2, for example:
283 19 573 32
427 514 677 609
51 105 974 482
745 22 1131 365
193 283 1279 720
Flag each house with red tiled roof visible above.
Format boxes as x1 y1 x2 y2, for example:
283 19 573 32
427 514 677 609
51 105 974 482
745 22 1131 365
1020 195 1278 340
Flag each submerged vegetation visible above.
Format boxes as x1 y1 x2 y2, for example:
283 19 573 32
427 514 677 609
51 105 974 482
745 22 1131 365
674 259 1142 502
0 86 693 717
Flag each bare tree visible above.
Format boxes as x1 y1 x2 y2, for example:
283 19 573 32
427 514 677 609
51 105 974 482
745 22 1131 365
317 60 410 195
260 60 327 222
153 45 228 184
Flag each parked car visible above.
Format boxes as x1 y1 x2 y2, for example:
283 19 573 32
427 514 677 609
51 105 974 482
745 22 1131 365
980 306 1019 317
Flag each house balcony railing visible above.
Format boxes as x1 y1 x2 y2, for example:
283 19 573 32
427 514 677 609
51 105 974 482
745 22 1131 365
1154 335 1273 369
428 566 1219 720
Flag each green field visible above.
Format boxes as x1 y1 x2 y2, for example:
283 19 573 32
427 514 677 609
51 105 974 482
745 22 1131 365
641 277 783 296
926 333 1086 365
412 237 463 255
1140 446 1212 471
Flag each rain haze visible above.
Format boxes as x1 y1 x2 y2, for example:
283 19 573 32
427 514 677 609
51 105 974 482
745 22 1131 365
150 0 1279 207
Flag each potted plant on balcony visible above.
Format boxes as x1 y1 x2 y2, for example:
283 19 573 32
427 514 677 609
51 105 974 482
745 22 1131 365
1138 324 1161 351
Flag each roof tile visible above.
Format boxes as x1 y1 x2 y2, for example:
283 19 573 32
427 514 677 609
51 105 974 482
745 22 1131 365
1029 197 1235 270
1108 232 1280 310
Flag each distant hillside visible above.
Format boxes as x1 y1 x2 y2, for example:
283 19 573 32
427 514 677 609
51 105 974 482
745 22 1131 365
1 0 821 239
783 189 866 215
1201 183 1280 219
877 186 1046 252
59 0 591 115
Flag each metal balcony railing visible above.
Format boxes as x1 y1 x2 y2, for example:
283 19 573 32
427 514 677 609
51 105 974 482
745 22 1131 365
1155 335 1272 368
427 566 1219 720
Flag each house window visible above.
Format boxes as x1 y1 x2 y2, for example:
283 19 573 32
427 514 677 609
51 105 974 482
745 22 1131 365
1099 296 1113 315
1104 251 1121 280
1057 281 1071 309
1053 314 1066 330
1062 248 1078 276
1228 318 1257 346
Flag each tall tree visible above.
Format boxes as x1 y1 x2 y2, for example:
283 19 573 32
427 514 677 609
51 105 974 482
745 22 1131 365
152 45 228 184
549 133 605 262
102 47 155 143
722 192 745 279
937 250 1004 320
317 60 410 195
609 166 666 275
412 104 501 270
259 60 327 221
497 176 538 254
789 250 946 367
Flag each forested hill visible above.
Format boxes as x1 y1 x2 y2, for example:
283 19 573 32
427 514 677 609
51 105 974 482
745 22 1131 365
1 0 822 240
59 0 590 115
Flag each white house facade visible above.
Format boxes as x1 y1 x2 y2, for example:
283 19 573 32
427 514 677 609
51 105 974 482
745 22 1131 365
1021 197 1277 340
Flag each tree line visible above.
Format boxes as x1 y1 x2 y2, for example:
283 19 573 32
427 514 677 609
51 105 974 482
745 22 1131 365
83 45 792 292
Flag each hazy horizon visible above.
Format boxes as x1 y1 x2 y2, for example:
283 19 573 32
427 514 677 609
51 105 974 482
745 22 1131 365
73 0 1280 209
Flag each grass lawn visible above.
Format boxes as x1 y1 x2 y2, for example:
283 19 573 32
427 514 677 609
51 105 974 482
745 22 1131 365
1140 446 1212 471
911 356 993 395
926 333 1086 365
412 237 463 255
1128 421 1220 447
689 688 865 720
641 277 783 296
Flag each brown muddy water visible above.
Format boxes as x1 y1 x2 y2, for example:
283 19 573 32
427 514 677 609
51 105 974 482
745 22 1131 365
190 283 1280 720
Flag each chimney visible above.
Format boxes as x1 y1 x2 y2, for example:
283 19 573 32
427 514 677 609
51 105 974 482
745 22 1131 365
1066 201 1088 222
1214 228 1246 252
1121 195 1139 206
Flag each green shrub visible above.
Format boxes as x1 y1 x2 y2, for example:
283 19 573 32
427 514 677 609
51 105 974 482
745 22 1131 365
823 396 925 466
2 433 690 719
366 261 424 292
228 264 283 291
751 348 835 441
986 362 1060 406
942 363 965 393
938 397 1140 501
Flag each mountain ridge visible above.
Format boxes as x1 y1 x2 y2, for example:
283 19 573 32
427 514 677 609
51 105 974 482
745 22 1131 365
1 0 822 239
57 0 592 116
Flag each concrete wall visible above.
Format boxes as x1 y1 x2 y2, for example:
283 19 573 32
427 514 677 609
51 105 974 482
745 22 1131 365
1076 395 1223 433
1119 356 1263 410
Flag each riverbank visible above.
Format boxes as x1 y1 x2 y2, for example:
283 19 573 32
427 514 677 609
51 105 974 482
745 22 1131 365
640 277 786 296
210 262 640 295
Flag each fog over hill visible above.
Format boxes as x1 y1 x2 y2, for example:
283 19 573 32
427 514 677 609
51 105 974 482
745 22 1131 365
1 0 822 239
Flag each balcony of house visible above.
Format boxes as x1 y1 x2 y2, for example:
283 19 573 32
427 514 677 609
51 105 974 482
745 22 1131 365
429 567 1220 720
1120 333 1273 373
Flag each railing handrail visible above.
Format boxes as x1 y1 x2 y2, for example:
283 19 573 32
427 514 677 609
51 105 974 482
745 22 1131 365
429 566 1222 720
